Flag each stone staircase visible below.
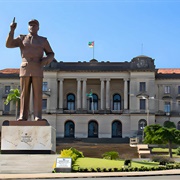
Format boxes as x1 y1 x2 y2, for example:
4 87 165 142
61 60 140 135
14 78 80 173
137 144 151 158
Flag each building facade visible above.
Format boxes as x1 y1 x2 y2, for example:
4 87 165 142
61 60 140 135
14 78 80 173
0 55 180 139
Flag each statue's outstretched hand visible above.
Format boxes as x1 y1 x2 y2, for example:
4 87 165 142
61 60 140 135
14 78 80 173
10 17 17 31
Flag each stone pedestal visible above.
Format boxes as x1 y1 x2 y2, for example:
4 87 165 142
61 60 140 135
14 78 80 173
1 120 56 154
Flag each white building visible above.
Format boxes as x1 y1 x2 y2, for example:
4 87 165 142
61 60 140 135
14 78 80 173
0 55 180 140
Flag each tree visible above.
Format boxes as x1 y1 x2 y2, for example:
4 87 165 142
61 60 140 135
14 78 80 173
4 88 20 120
144 123 180 158
164 121 176 128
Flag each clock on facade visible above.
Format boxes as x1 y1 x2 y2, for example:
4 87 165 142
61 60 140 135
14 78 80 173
137 59 148 68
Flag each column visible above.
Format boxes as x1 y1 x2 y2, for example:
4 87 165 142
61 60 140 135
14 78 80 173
77 78 81 110
106 78 110 110
124 79 128 109
100 78 105 110
82 78 87 110
59 78 64 110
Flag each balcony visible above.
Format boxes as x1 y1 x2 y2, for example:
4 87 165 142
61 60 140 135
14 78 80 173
60 109 125 115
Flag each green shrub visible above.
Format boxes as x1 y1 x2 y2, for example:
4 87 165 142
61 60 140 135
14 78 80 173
166 164 175 169
60 147 84 164
151 155 174 165
175 164 180 169
102 168 108 172
133 167 138 171
60 149 76 163
96 167 101 172
78 168 88 172
102 151 119 160
90 168 96 172
114 168 118 171
176 147 180 155
70 147 84 158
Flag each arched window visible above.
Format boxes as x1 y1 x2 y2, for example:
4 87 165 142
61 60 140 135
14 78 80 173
67 93 75 110
112 120 122 138
89 94 98 111
177 121 180 130
113 94 121 110
88 120 98 138
64 120 75 137
138 119 147 131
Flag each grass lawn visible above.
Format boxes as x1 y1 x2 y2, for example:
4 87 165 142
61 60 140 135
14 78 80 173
73 157 159 170
151 148 180 157
152 148 176 153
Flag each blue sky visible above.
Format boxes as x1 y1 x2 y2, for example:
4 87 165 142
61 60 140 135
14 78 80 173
0 0 180 69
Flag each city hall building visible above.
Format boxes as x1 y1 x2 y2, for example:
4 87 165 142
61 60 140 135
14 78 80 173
0 55 180 140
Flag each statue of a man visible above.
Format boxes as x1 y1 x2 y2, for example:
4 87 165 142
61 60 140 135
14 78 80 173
6 18 55 121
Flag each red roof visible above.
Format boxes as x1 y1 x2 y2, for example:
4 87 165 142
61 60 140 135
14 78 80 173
0 68 19 74
157 68 180 74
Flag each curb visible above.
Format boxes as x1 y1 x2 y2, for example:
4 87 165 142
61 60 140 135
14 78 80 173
0 169 180 179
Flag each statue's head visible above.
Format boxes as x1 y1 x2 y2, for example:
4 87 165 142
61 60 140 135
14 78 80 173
28 19 39 34
28 19 39 26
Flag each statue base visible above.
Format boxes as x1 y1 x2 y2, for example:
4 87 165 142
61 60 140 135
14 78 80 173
1 120 56 154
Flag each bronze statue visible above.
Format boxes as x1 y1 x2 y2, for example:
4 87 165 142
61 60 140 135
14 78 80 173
6 18 54 121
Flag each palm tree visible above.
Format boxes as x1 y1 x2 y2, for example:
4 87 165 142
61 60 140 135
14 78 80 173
4 88 20 120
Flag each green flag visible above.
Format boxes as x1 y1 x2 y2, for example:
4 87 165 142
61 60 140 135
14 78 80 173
86 89 93 98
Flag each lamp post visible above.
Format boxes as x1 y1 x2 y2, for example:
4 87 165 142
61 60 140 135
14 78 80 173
141 96 154 126
141 96 154 142
146 97 149 126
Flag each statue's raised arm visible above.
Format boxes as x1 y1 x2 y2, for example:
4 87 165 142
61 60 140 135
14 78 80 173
6 17 19 48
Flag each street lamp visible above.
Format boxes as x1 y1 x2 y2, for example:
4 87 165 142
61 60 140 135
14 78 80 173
140 120 146 141
141 96 154 126
140 96 154 142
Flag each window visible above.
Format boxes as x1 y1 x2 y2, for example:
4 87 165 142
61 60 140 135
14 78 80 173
42 99 47 110
113 94 121 110
5 86 10 94
42 82 48 91
89 94 98 111
67 94 75 110
164 86 170 94
140 82 146 92
178 86 180 94
164 102 171 113
140 99 146 110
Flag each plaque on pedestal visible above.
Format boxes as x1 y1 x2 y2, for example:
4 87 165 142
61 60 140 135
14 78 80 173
1 120 56 154
55 158 72 172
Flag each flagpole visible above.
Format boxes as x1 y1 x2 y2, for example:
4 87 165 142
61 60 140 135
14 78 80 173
86 89 94 114
92 96 94 114
88 41 95 59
